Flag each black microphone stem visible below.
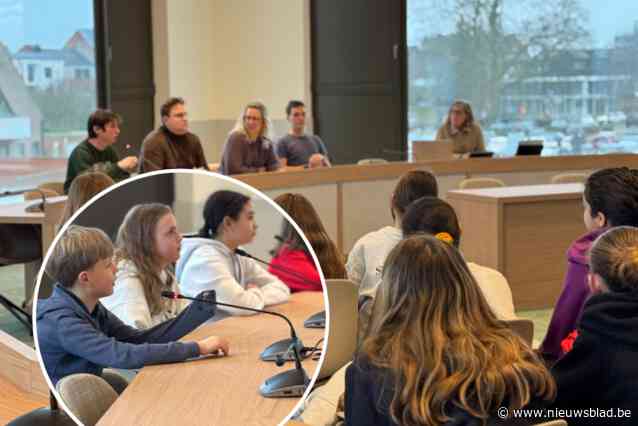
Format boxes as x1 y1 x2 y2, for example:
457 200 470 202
235 249 321 287
163 292 298 342
210 299 298 341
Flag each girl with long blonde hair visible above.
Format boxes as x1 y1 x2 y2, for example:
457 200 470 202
101 203 185 329
346 235 555 425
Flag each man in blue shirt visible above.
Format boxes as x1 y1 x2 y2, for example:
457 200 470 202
276 100 331 168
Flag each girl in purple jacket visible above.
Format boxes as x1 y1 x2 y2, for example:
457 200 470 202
539 167 638 362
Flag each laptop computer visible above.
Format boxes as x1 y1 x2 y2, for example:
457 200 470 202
516 140 543 156
317 279 358 380
469 151 494 158
412 140 455 162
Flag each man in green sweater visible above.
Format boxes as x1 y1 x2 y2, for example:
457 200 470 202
64 110 138 193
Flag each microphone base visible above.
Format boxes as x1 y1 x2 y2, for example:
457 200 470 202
303 310 325 328
259 368 309 398
260 337 304 362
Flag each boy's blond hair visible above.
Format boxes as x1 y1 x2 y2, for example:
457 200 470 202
46 225 114 287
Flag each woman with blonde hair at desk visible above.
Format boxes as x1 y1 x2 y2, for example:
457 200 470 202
218 101 280 175
271 193 346 292
176 190 290 321
435 100 486 155
101 203 186 329
57 171 114 231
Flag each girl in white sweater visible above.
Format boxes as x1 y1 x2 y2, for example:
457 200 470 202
176 190 290 321
102 203 186 329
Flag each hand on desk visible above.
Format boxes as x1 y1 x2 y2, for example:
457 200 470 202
197 336 230 357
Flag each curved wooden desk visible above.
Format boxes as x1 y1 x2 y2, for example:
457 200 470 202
234 154 638 254
97 291 326 426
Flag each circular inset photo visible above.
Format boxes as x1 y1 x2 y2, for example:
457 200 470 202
33 170 330 426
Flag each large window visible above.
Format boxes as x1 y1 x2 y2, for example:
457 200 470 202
0 0 97 200
407 0 638 157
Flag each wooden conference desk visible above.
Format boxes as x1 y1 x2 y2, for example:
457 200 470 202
235 154 638 255
0 196 66 303
447 184 586 310
98 291 326 426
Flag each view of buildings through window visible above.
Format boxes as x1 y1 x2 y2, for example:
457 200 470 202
407 0 638 157
0 0 95 197
0 1 636 198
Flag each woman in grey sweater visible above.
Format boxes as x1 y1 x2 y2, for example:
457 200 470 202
218 101 280 175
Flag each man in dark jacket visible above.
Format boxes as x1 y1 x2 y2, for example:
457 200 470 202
64 109 138 193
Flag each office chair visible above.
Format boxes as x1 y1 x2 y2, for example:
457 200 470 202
0 224 42 332
56 374 119 426
504 318 535 347
551 172 588 184
7 392 75 426
459 177 506 189
357 158 388 165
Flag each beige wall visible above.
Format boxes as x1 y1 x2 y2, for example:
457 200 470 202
152 0 312 161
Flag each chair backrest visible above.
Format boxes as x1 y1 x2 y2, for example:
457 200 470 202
37 181 64 195
318 279 358 380
56 373 118 426
24 188 59 201
534 420 568 426
551 172 588 185
0 224 42 265
504 318 534 347
357 158 388 165
459 177 506 190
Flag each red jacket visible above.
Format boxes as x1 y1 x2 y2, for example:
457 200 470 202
269 246 322 292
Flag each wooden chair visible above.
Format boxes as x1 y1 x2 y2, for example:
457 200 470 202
23 188 59 201
37 182 64 195
551 172 588 184
459 177 506 189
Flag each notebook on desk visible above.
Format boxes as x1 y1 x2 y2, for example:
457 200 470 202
412 140 455 162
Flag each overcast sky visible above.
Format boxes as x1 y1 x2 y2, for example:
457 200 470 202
0 0 636 53
0 0 93 52
408 0 638 48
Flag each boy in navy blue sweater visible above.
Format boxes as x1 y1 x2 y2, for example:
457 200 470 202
37 225 229 386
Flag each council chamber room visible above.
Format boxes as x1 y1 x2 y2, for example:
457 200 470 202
1 0 638 425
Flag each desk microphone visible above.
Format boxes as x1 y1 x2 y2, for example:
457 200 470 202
161 290 310 397
235 248 325 332
240 246 326 329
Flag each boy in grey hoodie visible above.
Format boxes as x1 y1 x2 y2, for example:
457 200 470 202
37 225 229 386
